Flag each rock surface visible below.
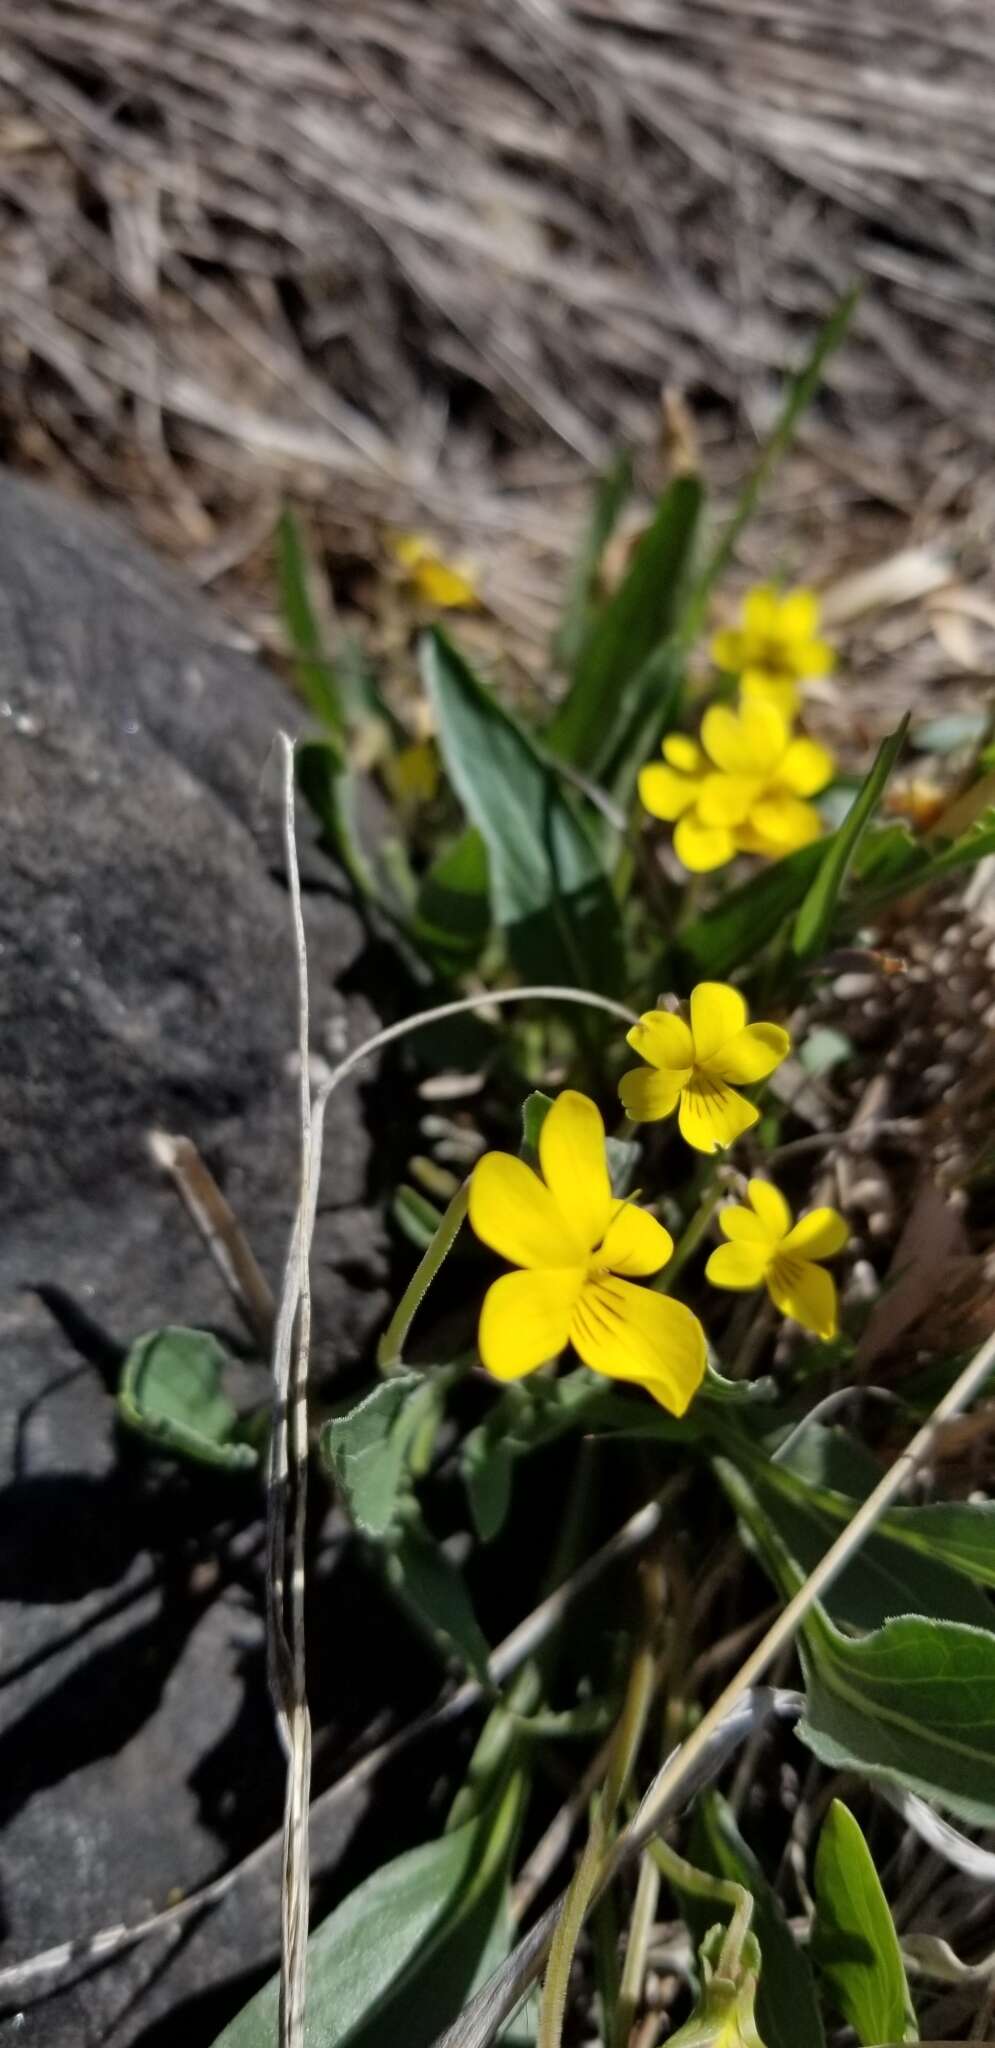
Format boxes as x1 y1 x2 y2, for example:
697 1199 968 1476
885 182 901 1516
0 475 392 2044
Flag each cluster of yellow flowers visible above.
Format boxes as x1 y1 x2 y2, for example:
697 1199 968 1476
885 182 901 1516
639 586 836 872
469 980 848 1414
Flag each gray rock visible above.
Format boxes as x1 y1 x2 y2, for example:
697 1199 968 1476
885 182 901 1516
0 475 392 2043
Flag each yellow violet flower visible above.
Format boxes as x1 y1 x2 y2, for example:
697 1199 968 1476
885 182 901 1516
705 1178 849 1339
639 700 834 872
391 532 480 609
710 583 834 719
468 1089 706 1415
620 982 789 1154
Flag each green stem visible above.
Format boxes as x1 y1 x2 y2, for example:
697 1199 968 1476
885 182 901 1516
537 1638 657 2048
614 1847 660 2048
377 1178 469 1374
655 1169 722 1295
649 1836 754 1982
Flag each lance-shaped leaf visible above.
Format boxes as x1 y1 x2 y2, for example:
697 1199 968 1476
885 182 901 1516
813 1799 918 2044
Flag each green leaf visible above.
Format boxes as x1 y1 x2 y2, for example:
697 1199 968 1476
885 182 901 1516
674 838 827 982
856 802 995 916
793 718 908 961
295 738 379 902
520 1089 554 1160
413 827 491 975
813 1799 918 2043
212 1777 522 2048
548 476 702 769
423 628 624 994
118 1327 257 1471
394 1184 445 1249
741 1437 995 1631
799 1610 995 1826
553 450 633 672
319 1373 425 1538
386 1503 491 1683
277 506 346 738
595 636 685 808
464 1432 514 1543
686 1794 825 2048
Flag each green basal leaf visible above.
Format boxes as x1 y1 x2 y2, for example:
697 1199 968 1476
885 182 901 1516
813 1799 918 2044
598 636 685 810
386 1501 492 1683
799 1609 995 1826
686 1794 825 2048
212 1774 523 2048
464 1431 513 1544
413 827 491 976
520 1089 554 1160
856 802 995 916
422 628 625 996
393 1184 445 1249
118 1327 258 1471
295 738 379 903
277 505 346 738
553 449 633 673
674 838 827 982
742 1439 995 1631
319 1373 426 1538
548 475 702 769
793 717 909 961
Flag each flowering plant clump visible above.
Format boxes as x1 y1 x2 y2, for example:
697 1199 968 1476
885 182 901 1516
619 981 789 1152
705 1177 849 1338
710 582 834 719
252 300 995 2048
468 1089 706 1413
638 701 834 871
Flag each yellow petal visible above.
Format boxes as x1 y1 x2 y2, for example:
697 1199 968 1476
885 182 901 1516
746 793 823 853
705 1241 769 1290
780 736 835 798
570 1278 706 1416
639 762 698 822
709 627 745 673
673 811 735 872
689 981 748 1061
392 532 430 570
718 1202 772 1244
767 1256 838 1339
742 584 779 640
706 1021 790 1084
740 669 799 722
678 1074 758 1153
469 1152 581 1268
478 1267 584 1377
626 1009 694 1072
776 588 820 643
539 1089 612 1255
696 772 759 827
662 733 704 773
780 1207 849 1258
797 636 834 678
738 700 791 773
600 1200 674 1277
618 1064 687 1123
412 558 480 608
701 703 752 774
746 1178 791 1242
